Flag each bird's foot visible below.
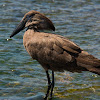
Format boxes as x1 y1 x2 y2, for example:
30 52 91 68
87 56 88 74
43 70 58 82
44 97 47 100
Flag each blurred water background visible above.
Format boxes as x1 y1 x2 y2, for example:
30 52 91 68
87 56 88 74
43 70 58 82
0 0 100 100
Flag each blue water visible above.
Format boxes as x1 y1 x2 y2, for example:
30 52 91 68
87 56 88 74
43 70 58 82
0 0 100 100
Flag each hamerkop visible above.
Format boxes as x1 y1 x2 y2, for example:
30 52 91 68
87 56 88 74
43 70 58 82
10 10 100 100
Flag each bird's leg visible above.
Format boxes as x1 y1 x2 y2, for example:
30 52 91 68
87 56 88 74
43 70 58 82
50 71 54 100
44 70 51 100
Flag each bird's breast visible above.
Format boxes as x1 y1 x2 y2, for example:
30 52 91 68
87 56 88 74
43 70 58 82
23 30 51 60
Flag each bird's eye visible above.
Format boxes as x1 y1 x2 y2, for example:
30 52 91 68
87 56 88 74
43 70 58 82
26 14 35 20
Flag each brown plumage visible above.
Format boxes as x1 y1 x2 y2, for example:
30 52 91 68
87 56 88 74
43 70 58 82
10 10 100 100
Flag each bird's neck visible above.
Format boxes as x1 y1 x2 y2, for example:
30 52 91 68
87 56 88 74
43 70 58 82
23 29 36 45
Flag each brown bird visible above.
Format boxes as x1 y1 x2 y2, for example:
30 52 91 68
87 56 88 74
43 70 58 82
10 10 100 100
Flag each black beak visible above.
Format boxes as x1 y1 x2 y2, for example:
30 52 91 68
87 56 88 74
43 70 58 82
10 20 26 38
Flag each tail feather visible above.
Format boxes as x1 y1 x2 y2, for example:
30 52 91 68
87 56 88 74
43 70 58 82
76 51 100 75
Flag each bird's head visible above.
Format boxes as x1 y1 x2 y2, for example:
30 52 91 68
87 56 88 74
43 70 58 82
10 10 55 38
